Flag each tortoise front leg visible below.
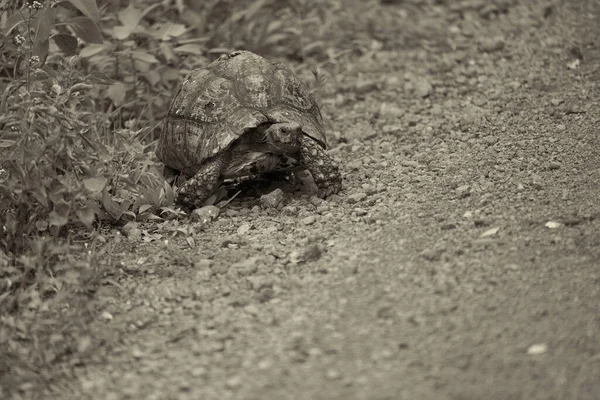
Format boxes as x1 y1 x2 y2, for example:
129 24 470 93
178 152 229 209
299 137 342 199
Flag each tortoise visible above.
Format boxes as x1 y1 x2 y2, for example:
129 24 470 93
156 50 342 209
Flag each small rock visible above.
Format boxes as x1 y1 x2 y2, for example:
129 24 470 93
382 125 402 134
415 78 433 98
545 221 561 229
527 343 548 355
302 215 316 225
463 211 473 219
377 306 394 319
326 369 342 380
211 263 230 275
194 259 213 269
225 375 242 389
479 37 505 52
282 205 299 216
548 161 561 170
229 296 251 307
190 205 220 223
355 79 379 94
354 208 368 216
237 223 252 235
231 257 259 276
379 102 405 118
100 311 113 321
299 244 322 263
384 76 401 86
347 192 368 204
480 227 500 237
455 185 471 198
260 189 284 208
121 221 141 240
440 223 457 230
550 98 563 106
421 247 445 262
257 288 275 303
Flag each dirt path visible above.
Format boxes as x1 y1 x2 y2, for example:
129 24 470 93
48 1 599 399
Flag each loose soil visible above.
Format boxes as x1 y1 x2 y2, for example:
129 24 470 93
17 1 600 399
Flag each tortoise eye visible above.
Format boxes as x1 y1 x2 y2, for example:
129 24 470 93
204 101 216 110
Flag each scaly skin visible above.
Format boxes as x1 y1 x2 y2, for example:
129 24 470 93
175 128 341 209
299 137 342 198
177 152 229 209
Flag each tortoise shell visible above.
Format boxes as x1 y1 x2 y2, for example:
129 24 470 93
156 50 327 175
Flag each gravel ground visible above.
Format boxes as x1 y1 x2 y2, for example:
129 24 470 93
32 1 600 399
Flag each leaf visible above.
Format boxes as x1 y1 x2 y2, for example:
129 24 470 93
118 5 143 26
52 34 78 56
163 181 175 205
83 177 107 193
131 50 158 64
139 204 153 214
2 13 26 34
160 42 176 62
67 0 100 23
102 188 123 220
263 33 290 46
153 22 187 41
36 220 48 232
112 5 142 40
0 139 16 148
34 7 56 44
49 211 69 227
33 7 56 61
107 83 126 106
173 44 204 55
76 207 95 228
66 16 103 44
79 43 108 58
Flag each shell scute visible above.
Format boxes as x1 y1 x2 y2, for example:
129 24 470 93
157 50 327 175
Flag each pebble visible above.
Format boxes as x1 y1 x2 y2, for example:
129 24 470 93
237 223 252 235
225 375 242 389
211 263 230 275
379 102 405 118
455 185 471 198
415 78 433 98
231 257 259 276
291 244 323 264
421 247 445 262
354 208 368 216
302 215 316 225
347 192 367 204
479 37 505 52
354 79 379 94
282 205 299 216
548 161 561 170
190 205 220 223
121 221 141 240
194 259 213 269
325 369 342 380
260 189 284 208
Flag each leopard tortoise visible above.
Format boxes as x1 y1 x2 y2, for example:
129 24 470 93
156 50 342 208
